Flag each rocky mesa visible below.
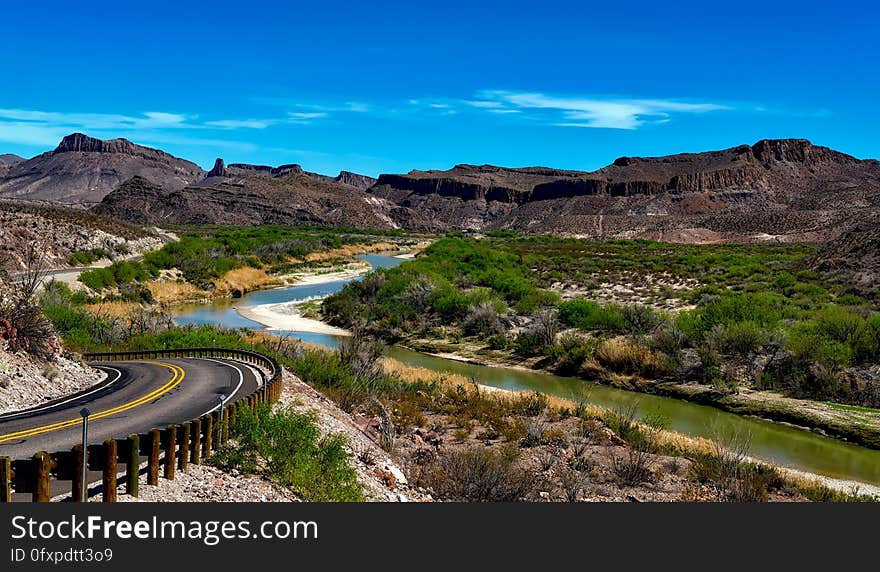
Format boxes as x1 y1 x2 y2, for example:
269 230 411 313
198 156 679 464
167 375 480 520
0 133 204 204
368 139 880 241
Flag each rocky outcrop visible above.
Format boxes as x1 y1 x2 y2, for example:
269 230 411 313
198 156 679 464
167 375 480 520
227 163 304 177
207 158 227 178
0 133 205 204
0 197 158 273
335 171 377 190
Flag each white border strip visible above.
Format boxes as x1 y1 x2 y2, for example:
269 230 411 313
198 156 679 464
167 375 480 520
198 358 247 416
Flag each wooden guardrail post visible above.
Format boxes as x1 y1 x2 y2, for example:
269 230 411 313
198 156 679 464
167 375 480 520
163 425 176 480
220 409 229 445
102 440 117 503
179 422 190 471
148 429 160 486
1 456 12 502
72 445 86 502
126 434 139 498
33 452 51 503
192 419 202 464
204 415 213 458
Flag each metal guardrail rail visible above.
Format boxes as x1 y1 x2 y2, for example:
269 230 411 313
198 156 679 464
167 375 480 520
0 347 283 502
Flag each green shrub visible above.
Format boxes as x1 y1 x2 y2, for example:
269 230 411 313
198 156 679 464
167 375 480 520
514 289 561 314
211 404 363 502
677 291 788 340
706 322 769 356
558 299 625 332
551 334 598 374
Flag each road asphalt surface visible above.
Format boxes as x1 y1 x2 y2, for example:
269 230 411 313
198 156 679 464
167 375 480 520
0 358 261 461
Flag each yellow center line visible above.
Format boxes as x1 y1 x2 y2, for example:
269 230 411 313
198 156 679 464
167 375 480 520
0 361 185 444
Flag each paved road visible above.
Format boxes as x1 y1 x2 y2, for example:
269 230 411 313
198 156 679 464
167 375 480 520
0 358 260 461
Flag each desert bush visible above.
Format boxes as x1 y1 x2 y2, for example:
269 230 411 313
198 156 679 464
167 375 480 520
677 291 788 340
687 427 766 502
650 324 688 359
462 301 504 337
513 329 546 357
419 447 534 501
514 289 561 314
609 446 654 486
0 244 58 358
558 465 587 501
705 322 769 356
537 448 559 471
488 333 510 350
551 333 598 374
519 419 546 448
620 304 662 335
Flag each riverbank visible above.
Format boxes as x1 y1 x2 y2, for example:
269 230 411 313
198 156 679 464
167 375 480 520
401 337 880 452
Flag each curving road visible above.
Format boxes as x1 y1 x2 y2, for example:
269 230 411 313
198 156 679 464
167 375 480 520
0 358 261 461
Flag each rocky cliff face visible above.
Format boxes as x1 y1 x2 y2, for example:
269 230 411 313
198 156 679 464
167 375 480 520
206 158 227 178
335 170 377 190
0 133 205 204
367 139 880 240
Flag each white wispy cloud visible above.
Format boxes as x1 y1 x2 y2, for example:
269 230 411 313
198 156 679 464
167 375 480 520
287 112 329 120
0 104 337 150
474 90 729 129
204 119 276 129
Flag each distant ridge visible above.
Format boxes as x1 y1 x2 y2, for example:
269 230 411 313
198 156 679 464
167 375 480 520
3 134 878 243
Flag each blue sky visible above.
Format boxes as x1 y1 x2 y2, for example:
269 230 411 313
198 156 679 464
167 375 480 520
1 1 877 176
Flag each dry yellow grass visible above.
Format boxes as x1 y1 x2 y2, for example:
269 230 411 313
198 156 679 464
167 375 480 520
212 267 280 297
84 301 141 319
147 280 211 306
595 336 669 374
303 242 400 263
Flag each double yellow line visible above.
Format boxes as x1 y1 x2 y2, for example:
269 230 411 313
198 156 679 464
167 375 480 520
0 361 185 445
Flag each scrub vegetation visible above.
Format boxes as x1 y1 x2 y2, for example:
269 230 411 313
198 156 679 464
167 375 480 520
77 225 422 296
323 235 880 440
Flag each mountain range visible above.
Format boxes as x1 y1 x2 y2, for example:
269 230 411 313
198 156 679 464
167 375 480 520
2 133 880 245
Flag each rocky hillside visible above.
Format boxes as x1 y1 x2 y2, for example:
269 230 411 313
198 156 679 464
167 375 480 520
368 139 880 241
0 153 23 178
94 164 394 228
0 199 160 274
0 133 204 204
813 213 880 296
